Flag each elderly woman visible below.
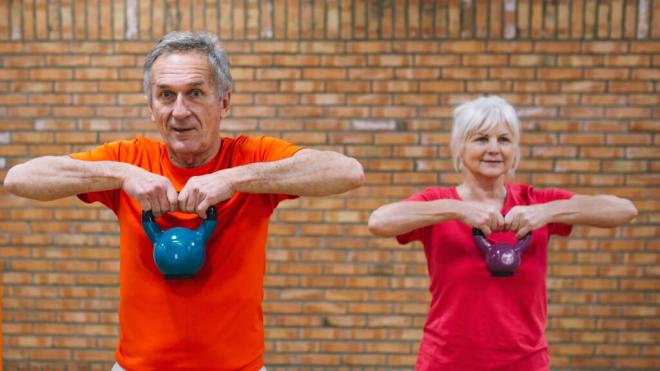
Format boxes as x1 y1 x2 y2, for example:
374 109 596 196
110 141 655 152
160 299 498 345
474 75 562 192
368 96 637 371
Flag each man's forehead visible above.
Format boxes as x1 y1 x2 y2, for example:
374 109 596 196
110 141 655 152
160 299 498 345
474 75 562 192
151 53 213 88
156 80 206 89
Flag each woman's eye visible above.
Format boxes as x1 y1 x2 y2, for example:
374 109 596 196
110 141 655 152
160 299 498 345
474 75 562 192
499 137 511 142
475 136 488 142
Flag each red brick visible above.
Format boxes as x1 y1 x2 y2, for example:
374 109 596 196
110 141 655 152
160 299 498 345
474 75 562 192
605 55 651 66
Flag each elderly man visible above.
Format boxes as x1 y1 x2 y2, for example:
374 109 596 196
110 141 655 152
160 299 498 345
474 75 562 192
5 31 364 370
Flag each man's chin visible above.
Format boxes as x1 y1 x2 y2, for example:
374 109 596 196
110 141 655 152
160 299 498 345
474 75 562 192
167 139 199 153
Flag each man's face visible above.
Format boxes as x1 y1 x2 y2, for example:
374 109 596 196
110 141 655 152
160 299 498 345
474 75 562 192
149 51 230 167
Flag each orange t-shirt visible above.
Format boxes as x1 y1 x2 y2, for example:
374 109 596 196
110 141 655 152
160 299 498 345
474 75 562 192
70 135 301 370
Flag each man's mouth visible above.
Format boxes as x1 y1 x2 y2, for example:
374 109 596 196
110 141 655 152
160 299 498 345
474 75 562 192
171 127 195 133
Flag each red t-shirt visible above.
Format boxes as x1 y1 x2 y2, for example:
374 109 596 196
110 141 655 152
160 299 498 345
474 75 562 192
397 183 574 371
70 135 301 370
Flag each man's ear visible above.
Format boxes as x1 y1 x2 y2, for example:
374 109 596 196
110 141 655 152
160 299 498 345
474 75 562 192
148 103 155 121
220 92 231 118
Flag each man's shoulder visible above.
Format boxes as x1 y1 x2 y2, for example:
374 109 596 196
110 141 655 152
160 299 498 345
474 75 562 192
102 136 164 162
129 135 164 150
222 135 292 153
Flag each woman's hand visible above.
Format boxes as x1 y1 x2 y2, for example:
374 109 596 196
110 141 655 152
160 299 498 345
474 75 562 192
504 205 548 238
458 201 505 236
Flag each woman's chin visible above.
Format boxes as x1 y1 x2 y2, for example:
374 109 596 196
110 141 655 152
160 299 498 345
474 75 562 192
476 169 507 179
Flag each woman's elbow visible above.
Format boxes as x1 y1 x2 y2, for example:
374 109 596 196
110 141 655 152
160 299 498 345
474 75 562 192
601 196 638 227
368 211 392 237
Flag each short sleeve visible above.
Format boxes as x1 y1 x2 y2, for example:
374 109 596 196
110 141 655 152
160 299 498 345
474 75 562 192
247 136 304 207
531 187 575 237
254 136 303 163
68 141 129 212
395 191 434 245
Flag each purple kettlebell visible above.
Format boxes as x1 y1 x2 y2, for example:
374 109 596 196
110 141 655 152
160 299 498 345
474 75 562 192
472 228 532 277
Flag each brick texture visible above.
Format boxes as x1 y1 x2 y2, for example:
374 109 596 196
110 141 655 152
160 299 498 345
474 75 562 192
1 1 659 370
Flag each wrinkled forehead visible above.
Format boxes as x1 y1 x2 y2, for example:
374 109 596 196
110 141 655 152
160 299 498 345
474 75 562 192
151 51 213 86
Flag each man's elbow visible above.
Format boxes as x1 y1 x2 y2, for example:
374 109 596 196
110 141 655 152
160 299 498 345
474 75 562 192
621 198 638 224
4 163 57 201
345 157 365 190
4 165 23 196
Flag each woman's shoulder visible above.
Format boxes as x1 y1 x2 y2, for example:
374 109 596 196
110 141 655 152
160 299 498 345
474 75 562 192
506 182 573 203
409 186 457 201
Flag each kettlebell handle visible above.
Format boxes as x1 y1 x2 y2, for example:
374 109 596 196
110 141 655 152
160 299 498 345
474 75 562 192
471 227 532 251
142 206 217 222
141 207 217 244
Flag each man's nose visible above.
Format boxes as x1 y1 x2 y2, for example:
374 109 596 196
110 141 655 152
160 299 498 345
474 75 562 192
172 95 191 119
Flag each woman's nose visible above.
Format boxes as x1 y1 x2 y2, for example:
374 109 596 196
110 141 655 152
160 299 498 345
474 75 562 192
486 137 500 152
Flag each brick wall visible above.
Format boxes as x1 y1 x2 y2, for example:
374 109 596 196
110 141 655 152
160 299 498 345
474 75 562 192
1 1 658 369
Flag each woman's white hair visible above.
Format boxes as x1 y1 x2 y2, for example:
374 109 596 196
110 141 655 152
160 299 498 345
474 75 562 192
450 95 521 175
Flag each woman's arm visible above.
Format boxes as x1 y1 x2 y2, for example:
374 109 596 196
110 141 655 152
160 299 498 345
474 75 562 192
504 194 638 238
368 199 506 238
543 194 637 227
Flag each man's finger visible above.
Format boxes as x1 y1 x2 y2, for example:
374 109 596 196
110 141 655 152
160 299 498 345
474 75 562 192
150 196 162 217
139 198 152 214
167 187 178 213
196 200 209 219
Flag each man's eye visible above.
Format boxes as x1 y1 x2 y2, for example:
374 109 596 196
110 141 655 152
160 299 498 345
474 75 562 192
190 90 202 97
160 91 174 99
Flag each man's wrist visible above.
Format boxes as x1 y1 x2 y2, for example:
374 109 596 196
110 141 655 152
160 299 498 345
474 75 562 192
223 165 255 194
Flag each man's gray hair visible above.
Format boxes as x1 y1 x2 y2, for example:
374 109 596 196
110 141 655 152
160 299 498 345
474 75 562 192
143 31 233 101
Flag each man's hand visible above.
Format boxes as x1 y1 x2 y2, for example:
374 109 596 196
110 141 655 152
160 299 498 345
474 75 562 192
178 169 237 218
504 205 548 239
458 201 505 236
121 167 178 217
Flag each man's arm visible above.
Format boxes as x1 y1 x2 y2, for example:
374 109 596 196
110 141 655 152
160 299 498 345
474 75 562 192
4 156 127 200
231 149 364 196
178 149 365 216
4 156 178 216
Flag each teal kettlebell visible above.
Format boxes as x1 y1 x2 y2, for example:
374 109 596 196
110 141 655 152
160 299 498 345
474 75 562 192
142 207 217 280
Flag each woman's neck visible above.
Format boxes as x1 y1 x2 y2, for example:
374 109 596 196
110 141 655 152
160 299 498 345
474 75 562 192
457 174 507 204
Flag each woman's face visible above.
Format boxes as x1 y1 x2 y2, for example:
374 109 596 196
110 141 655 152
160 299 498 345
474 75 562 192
460 121 516 179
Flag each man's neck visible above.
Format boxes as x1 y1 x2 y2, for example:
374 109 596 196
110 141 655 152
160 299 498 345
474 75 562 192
168 141 222 168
